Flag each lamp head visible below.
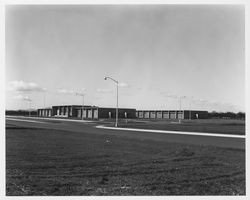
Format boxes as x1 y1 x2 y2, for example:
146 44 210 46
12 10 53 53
104 77 107 80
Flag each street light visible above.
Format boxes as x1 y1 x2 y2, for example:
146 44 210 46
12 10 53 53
28 100 31 117
76 92 85 120
189 97 194 120
43 91 46 108
179 96 186 123
104 76 118 127
25 98 32 117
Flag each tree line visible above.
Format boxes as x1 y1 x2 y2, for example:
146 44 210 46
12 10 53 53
6 110 38 116
208 111 245 119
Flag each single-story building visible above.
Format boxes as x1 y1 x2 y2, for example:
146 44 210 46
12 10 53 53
136 110 208 119
38 106 208 120
38 105 136 119
38 108 52 117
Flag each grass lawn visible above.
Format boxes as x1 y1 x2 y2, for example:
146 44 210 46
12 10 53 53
114 119 245 135
6 126 245 195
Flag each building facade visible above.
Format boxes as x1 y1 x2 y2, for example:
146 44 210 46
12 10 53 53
38 105 136 119
38 105 208 120
136 110 208 119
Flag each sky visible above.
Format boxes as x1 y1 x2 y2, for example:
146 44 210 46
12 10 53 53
5 5 245 112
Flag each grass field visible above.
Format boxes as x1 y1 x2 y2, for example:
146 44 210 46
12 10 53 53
115 119 245 135
6 125 245 195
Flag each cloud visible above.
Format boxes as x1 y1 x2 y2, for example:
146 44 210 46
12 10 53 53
57 88 75 95
198 99 208 103
57 88 86 95
161 93 178 98
8 80 46 92
14 95 31 101
160 92 192 99
118 82 129 88
97 88 113 93
75 88 86 95
135 87 143 90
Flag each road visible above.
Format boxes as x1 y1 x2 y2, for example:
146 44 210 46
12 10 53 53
6 116 245 149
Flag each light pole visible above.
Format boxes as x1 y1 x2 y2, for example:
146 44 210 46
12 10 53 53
188 96 193 120
179 96 186 123
76 92 85 120
26 99 32 117
43 91 46 108
104 76 118 127
28 100 31 117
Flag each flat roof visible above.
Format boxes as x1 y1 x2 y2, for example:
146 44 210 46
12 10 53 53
52 105 93 107
136 110 208 112
38 105 136 110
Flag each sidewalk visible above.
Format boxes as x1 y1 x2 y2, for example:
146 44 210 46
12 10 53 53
96 125 246 139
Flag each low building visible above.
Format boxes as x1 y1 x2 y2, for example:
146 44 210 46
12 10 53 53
38 108 52 117
38 105 136 119
51 105 93 118
136 110 208 119
38 106 208 120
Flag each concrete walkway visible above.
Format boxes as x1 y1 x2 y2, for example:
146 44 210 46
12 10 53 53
95 125 246 139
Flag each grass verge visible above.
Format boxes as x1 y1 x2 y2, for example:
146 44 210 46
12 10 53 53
114 119 245 135
6 126 245 195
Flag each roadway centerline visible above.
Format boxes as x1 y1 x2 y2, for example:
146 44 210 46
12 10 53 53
95 125 246 139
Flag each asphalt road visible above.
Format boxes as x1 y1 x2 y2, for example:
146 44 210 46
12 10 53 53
6 116 245 149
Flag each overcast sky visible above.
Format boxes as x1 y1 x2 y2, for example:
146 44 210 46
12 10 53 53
5 5 245 112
